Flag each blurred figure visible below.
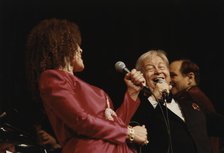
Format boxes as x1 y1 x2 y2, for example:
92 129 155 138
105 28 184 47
34 124 61 153
36 129 61 152
25 18 148 153
0 142 15 153
169 59 221 153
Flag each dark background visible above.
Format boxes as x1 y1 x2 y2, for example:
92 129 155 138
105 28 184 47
1 0 224 127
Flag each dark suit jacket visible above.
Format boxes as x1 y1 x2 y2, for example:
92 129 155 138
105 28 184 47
131 91 211 153
185 86 220 153
186 86 224 136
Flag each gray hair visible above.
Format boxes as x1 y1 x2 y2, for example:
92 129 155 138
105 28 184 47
135 49 169 72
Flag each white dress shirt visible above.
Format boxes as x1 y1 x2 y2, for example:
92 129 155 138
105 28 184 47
148 96 185 121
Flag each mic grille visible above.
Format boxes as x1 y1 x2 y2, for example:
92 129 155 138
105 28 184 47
115 61 126 73
154 77 165 83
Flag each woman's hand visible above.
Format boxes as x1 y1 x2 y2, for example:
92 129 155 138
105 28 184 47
128 125 149 145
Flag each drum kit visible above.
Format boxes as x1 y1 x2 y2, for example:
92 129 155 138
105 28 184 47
0 110 48 153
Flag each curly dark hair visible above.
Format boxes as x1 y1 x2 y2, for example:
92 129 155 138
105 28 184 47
25 18 81 102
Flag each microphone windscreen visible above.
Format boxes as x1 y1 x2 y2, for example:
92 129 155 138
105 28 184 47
154 77 166 83
115 61 126 73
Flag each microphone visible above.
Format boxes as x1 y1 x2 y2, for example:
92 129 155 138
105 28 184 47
115 61 152 96
156 77 172 103
115 61 130 74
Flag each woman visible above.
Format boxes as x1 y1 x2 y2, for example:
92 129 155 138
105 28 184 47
26 18 148 153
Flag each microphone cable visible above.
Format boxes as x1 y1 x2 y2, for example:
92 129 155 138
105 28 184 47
151 92 174 153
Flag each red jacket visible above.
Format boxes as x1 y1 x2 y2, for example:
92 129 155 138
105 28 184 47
39 70 140 153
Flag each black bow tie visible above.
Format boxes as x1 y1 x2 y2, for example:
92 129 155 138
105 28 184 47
159 93 173 104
